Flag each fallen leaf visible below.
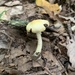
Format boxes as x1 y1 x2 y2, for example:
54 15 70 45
32 59 43 67
0 65 4 73
10 46 25 59
0 0 7 5
71 26 75 31
53 21 65 34
8 6 23 16
43 51 63 74
0 6 23 20
58 15 75 23
54 21 63 28
17 56 32 72
66 37 75 69
5 0 21 6
0 54 5 62
36 0 62 15
0 40 9 49
36 0 43 7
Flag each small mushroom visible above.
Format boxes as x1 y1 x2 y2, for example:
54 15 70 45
26 19 49 60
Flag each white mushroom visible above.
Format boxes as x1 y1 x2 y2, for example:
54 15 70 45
26 19 49 60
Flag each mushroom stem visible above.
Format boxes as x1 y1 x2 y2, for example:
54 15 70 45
33 32 42 58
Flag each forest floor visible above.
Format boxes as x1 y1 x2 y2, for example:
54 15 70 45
0 0 75 75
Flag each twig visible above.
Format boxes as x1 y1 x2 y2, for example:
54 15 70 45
36 61 52 75
50 52 69 75
0 30 14 51
57 59 69 75
67 21 74 39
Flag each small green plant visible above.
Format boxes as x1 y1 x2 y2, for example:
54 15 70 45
0 10 7 20
9 19 28 27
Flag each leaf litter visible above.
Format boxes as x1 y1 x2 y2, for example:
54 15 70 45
0 0 75 75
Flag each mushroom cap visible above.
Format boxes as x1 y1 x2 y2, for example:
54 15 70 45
26 19 49 33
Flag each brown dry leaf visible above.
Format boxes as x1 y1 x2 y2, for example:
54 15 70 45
26 71 48 75
36 0 43 7
58 15 75 23
4 68 23 75
32 59 43 67
36 0 61 15
43 51 63 74
0 65 4 73
24 3 36 18
17 56 32 72
40 8 47 14
10 46 25 59
0 54 5 62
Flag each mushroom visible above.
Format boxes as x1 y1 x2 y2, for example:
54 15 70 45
26 19 49 60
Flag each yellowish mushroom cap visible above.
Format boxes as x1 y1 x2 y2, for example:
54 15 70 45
26 19 49 33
